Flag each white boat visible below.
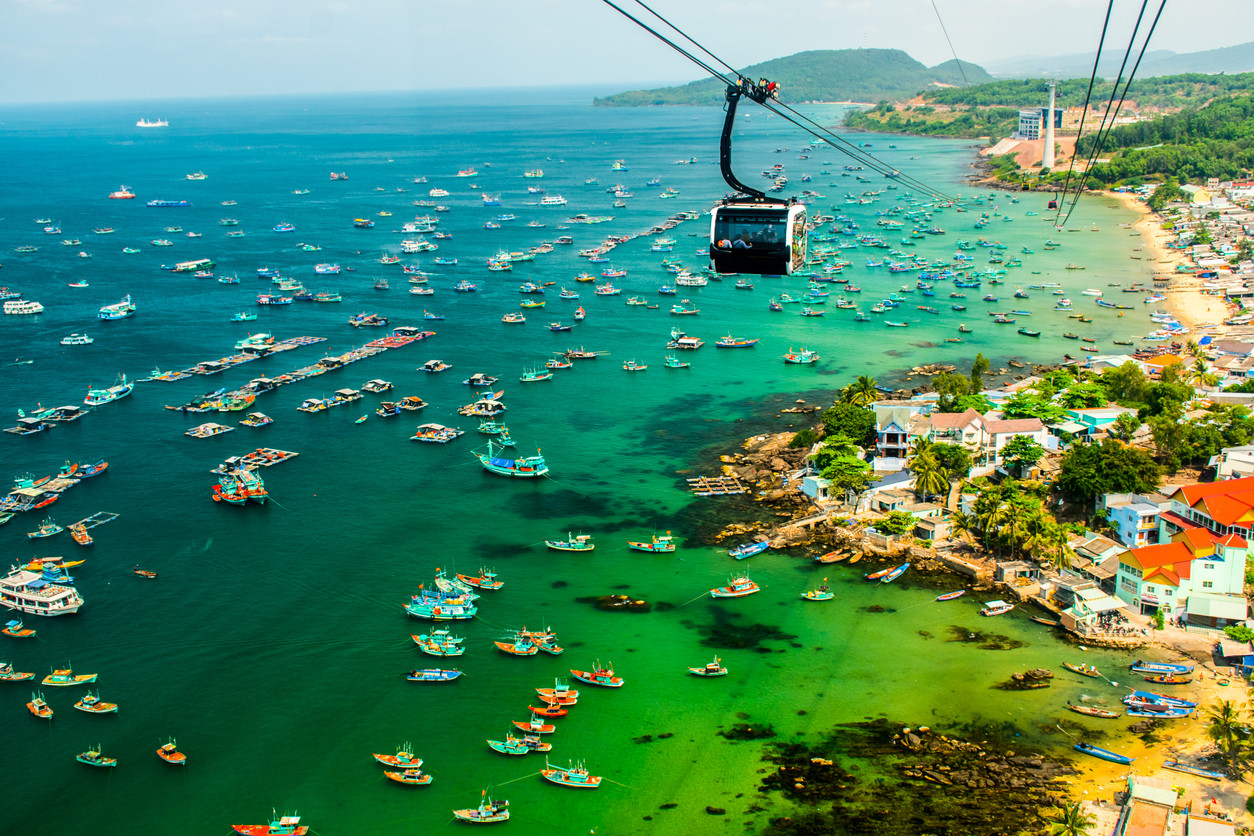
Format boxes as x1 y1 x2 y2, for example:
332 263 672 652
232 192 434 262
540 195 567 206
60 334 93 346
98 295 136 320
981 600 1015 616
84 375 134 407
0 566 84 616
136 118 168 128
3 300 43 315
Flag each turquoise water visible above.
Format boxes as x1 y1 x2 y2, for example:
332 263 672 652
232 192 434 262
0 90 1157 834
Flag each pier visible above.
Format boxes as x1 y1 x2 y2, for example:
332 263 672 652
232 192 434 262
150 336 329 380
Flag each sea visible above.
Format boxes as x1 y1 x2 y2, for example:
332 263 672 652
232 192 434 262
0 87 1163 835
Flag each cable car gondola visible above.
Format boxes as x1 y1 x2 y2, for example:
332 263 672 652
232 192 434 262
709 78 807 276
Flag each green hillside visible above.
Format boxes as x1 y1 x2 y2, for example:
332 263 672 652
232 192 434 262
593 49 991 107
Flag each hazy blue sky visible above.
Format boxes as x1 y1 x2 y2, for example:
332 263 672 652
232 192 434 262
2 0 1252 103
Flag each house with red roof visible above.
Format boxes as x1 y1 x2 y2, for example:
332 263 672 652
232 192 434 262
1114 477 1253 626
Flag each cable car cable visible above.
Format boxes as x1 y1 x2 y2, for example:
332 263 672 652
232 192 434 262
1059 0 1165 229
930 0 970 87
1052 0 1115 226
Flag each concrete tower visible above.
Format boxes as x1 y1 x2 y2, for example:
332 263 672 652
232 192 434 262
1042 80 1057 170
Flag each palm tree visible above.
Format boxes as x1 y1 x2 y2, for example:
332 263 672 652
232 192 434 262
948 510 978 548
1044 523 1075 572
908 436 934 460
1204 699 1252 776
910 450 949 503
1048 801 1094 836
842 375 878 407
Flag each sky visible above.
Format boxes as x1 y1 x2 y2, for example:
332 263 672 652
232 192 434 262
2 0 1254 104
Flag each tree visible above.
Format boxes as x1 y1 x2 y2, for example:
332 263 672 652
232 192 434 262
1001 391 1068 423
949 510 979 546
1060 381 1108 409
1204 699 1253 777
955 392 994 413
820 453 874 500
876 510 917 537
1001 434 1045 477
1112 412 1143 441
842 375 879 407
1048 801 1095 836
1057 439 1163 508
1099 361 1149 405
910 450 950 502
932 371 972 412
932 443 973 479
821 403 876 450
970 353 990 391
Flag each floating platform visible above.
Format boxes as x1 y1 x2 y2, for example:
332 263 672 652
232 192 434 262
72 512 119 530
149 336 329 381
687 475 747 496
210 448 298 474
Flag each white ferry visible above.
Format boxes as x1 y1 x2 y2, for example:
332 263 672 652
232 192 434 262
3 300 43 315
136 118 168 128
0 566 84 616
540 195 567 206
98 294 136 320
60 334 94 346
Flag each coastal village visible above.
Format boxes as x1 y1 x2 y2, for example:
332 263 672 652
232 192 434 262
717 180 1254 835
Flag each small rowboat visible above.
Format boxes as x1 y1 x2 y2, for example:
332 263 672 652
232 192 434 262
406 669 462 682
1143 673 1192 685
728 541 769 559
373 745 422 768
43 668 99 686
453 791 510 824
570 663 623 688
512 715 556 734
541 759 601 788
1073 742 1132 765
529 704 567 718
1030 616 1060 627
2 619 35 638
0 661 35 681
77 746 118 768
1067 703 1121 719
385 768 433 785
865 562 909 582
536 679 579 704
74 691 118 713
133 566 158 579
27 692 52 718
688 656 727 677
814 551 847 563
1130 660 1193 675
1163 760 1224 780
936 590 965 601
1063 662 1101 679
1127 705 1193 718
157 739 187 765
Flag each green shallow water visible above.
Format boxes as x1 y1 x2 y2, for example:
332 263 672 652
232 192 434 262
0 89 1164 834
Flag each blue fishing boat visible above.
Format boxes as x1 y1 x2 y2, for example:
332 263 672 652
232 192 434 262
866 562 908 583
1163 760 1224 780
1073 742 1132 765
1125 690 1197 708
406 668 462 682
487 733 531 756
474 440 549 478
1130 661 1193 675
540 759 602 788
729 541 769 559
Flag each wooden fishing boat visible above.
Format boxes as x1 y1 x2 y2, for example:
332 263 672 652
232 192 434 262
512 714 556 734
980 600 1014 616
157 739 187 765
456 568 503 590
3 619 35 638
1073 742 1132 765
68 523 92 546
453 791 510 824
385 768 433 785
529 703 567 718
373 744 422 768
1130 661 1193 675
74 691 118 713
76 746 118 768
535 679 579 704
688 656 727 677
1163 760 1224 780
1143 673 1192 685
1063 662 1101 679
475 439 548 478
133 566 158 579
546 533 594 552
540 759 602 788
1067 703 1121 719
1124 690 1196 708
627 531 674 552
815 551 846 564
487 733 531 756
406 668 462 682
412 632 465 657
570 662 623 688
495 636 539 656
710 574 759 598
802 579 834 601
936 590 965 601
0 661 34 681
231 813 309 835
1127 704 1194 718
1030 616 1060 627
27 691 52 718
27 518 63 539
728 540 769 559
43 668 99 686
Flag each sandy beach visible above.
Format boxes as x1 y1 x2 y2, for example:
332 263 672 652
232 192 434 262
1103 190 1233 333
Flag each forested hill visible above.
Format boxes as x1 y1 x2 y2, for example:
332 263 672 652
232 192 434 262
594 49 991 106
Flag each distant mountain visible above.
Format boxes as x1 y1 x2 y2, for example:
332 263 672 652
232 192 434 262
983 41 1254 79
593 49 992 107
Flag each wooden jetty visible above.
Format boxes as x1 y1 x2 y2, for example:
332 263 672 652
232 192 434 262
210 449 298 474
687 475 747 496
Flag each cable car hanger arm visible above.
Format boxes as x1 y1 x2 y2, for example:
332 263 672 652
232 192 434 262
720 78 779 202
